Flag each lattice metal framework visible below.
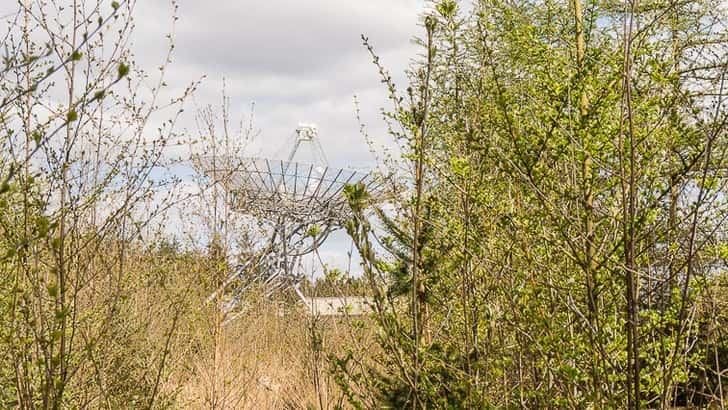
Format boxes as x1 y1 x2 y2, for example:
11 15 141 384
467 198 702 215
197 124 380 310
223 158 375 222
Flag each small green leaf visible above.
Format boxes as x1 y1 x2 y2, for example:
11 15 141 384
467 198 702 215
307 224 322 237
32 131 42 145
117 62 129 79
93 90 105 101
54 307 69 320
37 216 51 237
70 50 82 61
111 1 120 10
66 111 78 122
436 0 457 18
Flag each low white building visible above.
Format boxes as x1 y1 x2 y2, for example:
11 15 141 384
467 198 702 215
302 296 372 316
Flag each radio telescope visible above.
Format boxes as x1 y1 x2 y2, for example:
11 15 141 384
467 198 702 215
197 124 380 310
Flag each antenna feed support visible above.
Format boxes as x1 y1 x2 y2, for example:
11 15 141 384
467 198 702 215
295 123 318 141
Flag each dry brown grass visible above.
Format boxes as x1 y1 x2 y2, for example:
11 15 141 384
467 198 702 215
171 298 363 409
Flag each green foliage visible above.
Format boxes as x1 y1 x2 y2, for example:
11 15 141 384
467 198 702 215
0 0 194 407
335 0 728 407
117 62 129 79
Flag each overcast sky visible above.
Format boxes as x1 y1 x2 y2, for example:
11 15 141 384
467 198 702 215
135 0 425 168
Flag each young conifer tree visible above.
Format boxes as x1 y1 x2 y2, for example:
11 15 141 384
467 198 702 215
339 0 728 407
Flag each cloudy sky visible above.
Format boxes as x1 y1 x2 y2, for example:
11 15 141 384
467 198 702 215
130 0 427 274
135 0 425 168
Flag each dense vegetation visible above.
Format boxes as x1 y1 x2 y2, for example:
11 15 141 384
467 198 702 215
1 0 728 408
336 0 728 408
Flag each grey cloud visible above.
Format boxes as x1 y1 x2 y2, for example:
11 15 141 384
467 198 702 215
126 0 424 171
130 0 423 152
137 0 422 76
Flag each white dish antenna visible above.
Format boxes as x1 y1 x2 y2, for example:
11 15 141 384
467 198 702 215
196 123 381 312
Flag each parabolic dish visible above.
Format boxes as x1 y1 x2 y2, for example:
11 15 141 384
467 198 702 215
197 156 380 226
